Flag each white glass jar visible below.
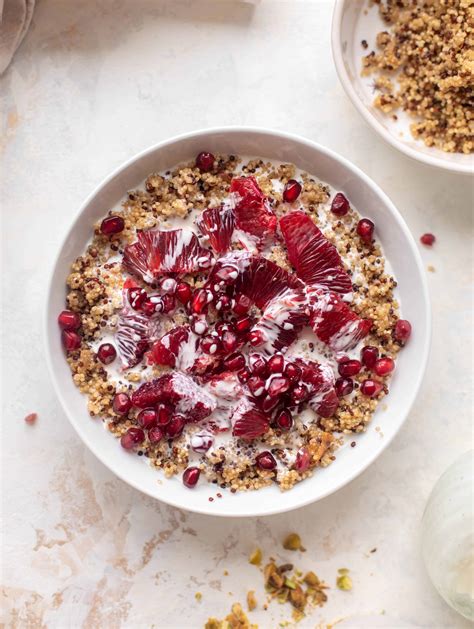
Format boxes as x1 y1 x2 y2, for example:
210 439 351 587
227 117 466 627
422 450 474 621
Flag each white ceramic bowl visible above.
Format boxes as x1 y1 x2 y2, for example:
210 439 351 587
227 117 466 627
331 0 473 175
45 127 431 517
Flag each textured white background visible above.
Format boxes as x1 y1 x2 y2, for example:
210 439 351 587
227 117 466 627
1 1 473 628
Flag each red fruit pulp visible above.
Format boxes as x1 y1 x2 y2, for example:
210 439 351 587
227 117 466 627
276 409 293 430
420 233 435 246
338 359 361 377
360 345 379 369
58 310 81 330
267 354 284 373
176 282 192 304
101 216 124 235
374 357 395 376
113 393 132 415
120 427 145 450
356 218 374 244
148 426 164 444
360 379 383 397
196 152 215 173
335 377 353 397
331 192 350 216
394 319 412 343
256 451 277 470
183 466 201 488
97 343 117 365
137 408 157 429
62 330 81 352
282 179 302 203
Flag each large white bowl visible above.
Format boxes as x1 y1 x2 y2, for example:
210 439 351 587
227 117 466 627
331 0 473 175
45 127 431 517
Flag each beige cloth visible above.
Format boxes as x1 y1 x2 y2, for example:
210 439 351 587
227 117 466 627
0 0 35 74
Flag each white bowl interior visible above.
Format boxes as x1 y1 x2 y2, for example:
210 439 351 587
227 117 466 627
332 0 473 175
45 128 430 516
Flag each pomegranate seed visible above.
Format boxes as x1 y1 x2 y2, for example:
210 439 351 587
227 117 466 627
221 330 238 353
62 330 81 352
128 287 147 310
156 403 172 426
120 427 145 450
57 310 81 330
97 343 117 365
191 315 208 335
216 295 233 312
335 377 354 397
361 345 379 369
283 179 302 203
100 215 125 235
166 415 186 438
195 152 215 173
192 288 213 314
183 466 201 488
235 316 252 334
248 329 266 347
356 218 375 244
237 368 251 384
276 409 293 430
360 379 383 397
295 447 311 473
420 233 435 246
249 353 267 376
191 431 214 453
142 298 160 316
261 395 280 412
233 294 252 315
374 357 395 376
331 192 350 216
160 278 177 294
337 354 350 364
394 319 412 344
161 294 176 314
290 383 309 405
256 451 277 470
338 359 361 377
223 352 246 371
113 393 131 415
215 321 233 334
247 376 265 397
137 408 157 429
267 375 290 398
148 426 164 444
268 354 284 374
284 362 302 383
24 412 38 425
176 282 192 304
201 335 221 355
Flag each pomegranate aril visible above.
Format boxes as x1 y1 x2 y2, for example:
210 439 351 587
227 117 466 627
235 316 252 334
249 353 267 376
221 330 238 353
142 299 159 316
176 282 192 304
282 179 302 203
137 408 157 429
183 466 201 488
58 310 81 330
275 408 293 430
360 379 383 397
248 376 265 397
266 375 290 398
148 426 164 444
394 319 412 344
195 152 215 173
156 403 172 427
284 362 302 383
248 329 266 347
374 357 395 376
191 316 208 336
161 294 176 314
237 368 251 384
256 451 277 470
160 277 177 294
295 447 311 473
335 377 354 397
420 233 435 246
200 335 221 355
331 192 350 216
192 288 213 314
128 287 147 310
261 395 280 412
100 215 125 235
290 383 309 405
356 218 374 244
120 427 145 450
191 431 214 453
338 359 361 377
97 343 117 365
166 415 186 438
361 345 379 369
62 330 81 352
223 352 246 372
215 295 232 312
233 294 252 315
113 392 132 415
267 354 284 374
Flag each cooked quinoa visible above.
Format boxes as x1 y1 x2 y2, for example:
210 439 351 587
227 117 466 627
362 0 474 154
61 155 404 492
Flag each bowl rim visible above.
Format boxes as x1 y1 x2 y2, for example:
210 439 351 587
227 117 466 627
331 0 473 176
44 125 431 517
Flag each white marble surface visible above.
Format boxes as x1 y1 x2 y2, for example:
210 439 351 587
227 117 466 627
2 1 473 627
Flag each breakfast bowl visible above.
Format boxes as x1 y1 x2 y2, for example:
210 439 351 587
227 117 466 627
45 127 431 517
331 0 473 175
